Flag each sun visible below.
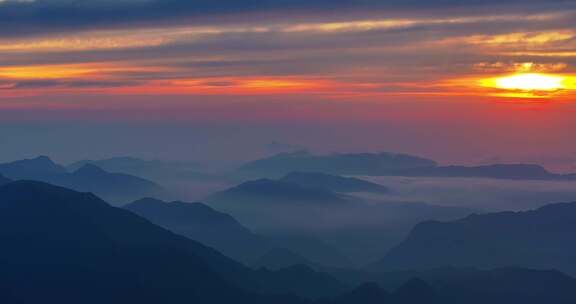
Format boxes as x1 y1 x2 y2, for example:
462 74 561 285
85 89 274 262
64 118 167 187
478 73 576 97
493 73 566 91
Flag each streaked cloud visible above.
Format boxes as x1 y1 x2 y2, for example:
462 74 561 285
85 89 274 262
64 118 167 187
0 0 574 102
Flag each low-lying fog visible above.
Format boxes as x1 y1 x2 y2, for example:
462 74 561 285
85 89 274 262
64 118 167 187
359 176 576 212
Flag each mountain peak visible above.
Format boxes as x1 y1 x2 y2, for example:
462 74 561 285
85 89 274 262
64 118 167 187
280 171 390 193
74 164 108 175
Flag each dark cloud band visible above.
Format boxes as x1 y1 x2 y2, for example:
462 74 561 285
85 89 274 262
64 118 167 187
0 0 573 37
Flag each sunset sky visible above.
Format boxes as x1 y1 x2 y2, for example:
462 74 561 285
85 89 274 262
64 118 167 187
1 0 576 169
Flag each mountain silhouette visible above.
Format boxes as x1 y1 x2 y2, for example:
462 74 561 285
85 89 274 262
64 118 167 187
394 164 558 180
51 164 165 203
124 197 269 263
0 155 67 179
332 282 392 304
253 248 314 270
68 156 216 181
268 235 355 268
280 172 389 193
327 279 441 304
0 174 11 185
0 180 251 304
332 267 576 304
207 179 353 234
68 156 167 173
210 178 352 206
0 181 350 303
0 157 165 204
238 151 437 177
209 178 474 265
239 152 576 181
394 278 440 303
255 264 347 299
376 202 576 275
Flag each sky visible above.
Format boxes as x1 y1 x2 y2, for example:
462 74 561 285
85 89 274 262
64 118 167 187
1 0 576 170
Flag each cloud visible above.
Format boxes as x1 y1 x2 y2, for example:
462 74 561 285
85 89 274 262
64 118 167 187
0 0 574 37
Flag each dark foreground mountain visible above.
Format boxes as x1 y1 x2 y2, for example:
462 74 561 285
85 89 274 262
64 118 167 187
0 181 248 304
0 174 10 185
267 235 355 268
0 156 164 204
280 172 390 193
238 151 437 177
125 197 353 268
376 202 576 275
253 248 315 270
0 181 354 303
124 198 269 263
331 267 576 304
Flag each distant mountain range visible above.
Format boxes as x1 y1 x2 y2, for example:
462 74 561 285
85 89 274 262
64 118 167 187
239 151 576 180
238 151 437 177
208 177 475 264
280 172 390 193
375 201 576 275
207 178 354 234
69 156 221 182
0 155 67 180
210 178 354 206
0 156 164 203
2 180 575 304
393 164 564 180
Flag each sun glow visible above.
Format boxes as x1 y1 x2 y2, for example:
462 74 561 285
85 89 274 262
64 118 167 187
494 73 566 91
479 72 576 95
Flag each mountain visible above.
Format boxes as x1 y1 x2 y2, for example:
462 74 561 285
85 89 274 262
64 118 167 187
0 174 10 185
50 164 165 203
331 267 576 304
280 172 389 193
208 179 353 234
210 179 352 206
209 178 474 265
328 279 441 304
268 235 355 268
0 155 67 180
376 202 576 275
238 151 438 177
68 156 169 173
239 152 576 181
0 181 351 303
332 282 392 304
0 181 248 304
0 157 165 204
395 164 557 180
124 198 269 263
255 265 347 299
68 156 219 182
253 248 314 270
